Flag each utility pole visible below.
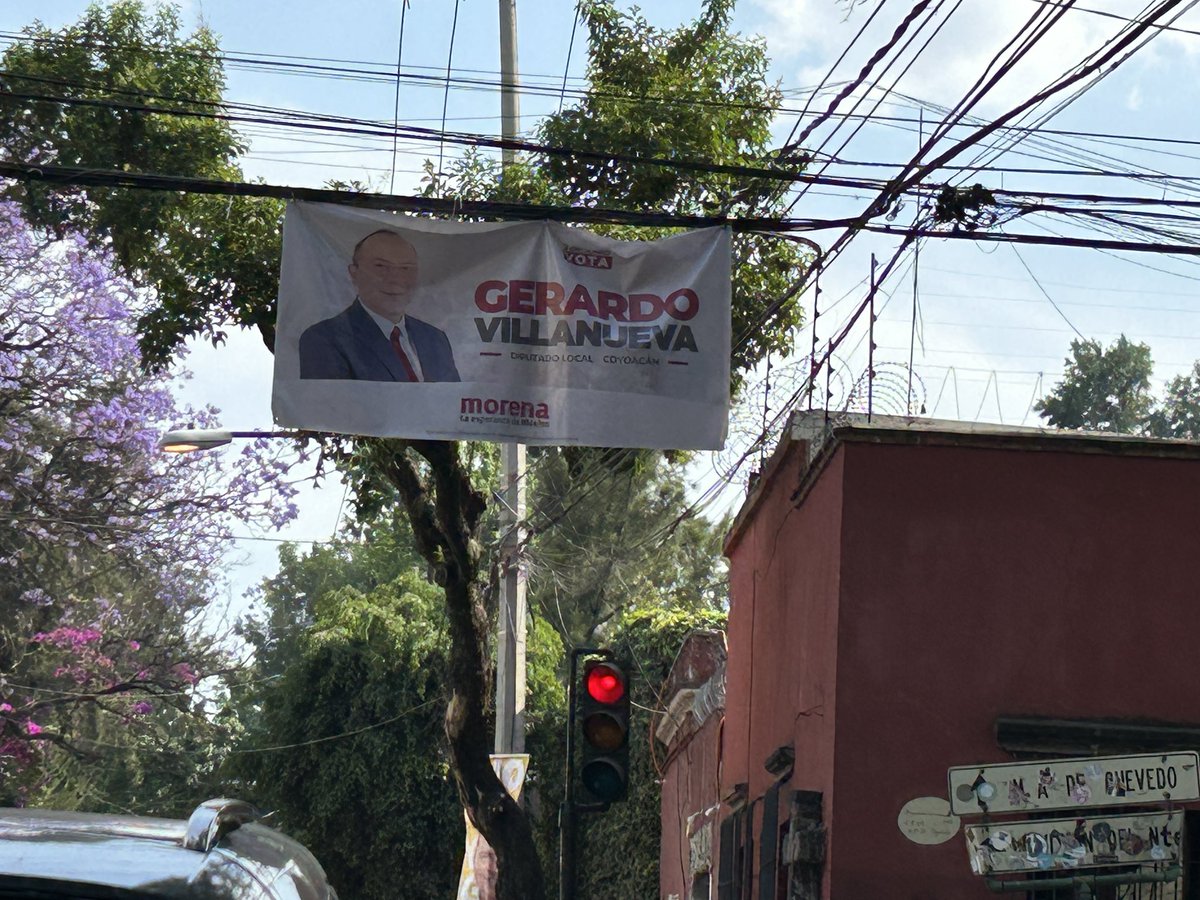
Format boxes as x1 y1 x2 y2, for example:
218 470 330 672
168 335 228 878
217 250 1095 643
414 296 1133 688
495 0 527 757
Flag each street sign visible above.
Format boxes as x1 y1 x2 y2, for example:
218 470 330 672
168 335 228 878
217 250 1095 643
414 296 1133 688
948 752 1200 815
965 810 1183 875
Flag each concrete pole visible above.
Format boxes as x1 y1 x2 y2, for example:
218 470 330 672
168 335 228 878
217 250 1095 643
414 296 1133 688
498 0 520 169
495 0 526 756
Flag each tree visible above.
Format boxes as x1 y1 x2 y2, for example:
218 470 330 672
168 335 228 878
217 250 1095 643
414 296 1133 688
0 201 299 806
1037 335 1200 440
0 0 283 368
223 519 566 900
0 1 807 894
227 569 462 899
1035 336 1156 433
525 449 727 648
1147 362 1200 439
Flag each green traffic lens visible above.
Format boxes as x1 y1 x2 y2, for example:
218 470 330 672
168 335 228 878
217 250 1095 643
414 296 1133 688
581 759 625 801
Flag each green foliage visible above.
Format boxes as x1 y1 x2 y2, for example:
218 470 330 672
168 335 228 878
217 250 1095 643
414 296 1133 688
0 1 282 368
1146 361 1200 439
227 523 567 900
32 702 231 818
225 569 460 900
1037 335 1200 439
542 0 778 213
236 520 727 900
526 448 727 648
1036 336 1157 433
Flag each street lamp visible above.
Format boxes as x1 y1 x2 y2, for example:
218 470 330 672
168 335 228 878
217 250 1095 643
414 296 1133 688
158 428 293 453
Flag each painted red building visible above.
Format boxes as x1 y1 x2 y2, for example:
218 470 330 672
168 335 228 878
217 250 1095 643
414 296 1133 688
659 412 1200 899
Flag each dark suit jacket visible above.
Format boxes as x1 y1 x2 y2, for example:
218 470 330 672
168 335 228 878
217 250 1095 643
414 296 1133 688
298 300 460 382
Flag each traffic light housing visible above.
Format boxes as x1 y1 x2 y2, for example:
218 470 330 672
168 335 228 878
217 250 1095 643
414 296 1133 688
577 658 630 807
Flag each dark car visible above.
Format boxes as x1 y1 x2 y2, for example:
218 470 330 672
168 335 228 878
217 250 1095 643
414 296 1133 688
0 798 337 899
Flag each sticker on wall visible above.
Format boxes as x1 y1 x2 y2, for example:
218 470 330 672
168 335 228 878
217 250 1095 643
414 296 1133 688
898 796 961 845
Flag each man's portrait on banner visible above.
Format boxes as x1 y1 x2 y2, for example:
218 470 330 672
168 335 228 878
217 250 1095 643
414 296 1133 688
298 229 460 382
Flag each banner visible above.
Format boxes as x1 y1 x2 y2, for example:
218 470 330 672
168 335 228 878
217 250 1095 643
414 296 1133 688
272 202 730 448
456 754 529 900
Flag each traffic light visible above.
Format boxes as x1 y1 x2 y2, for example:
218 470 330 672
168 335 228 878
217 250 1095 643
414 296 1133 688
577 658 630 806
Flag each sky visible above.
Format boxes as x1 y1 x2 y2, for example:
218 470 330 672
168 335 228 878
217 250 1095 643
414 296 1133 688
3 0 1200 606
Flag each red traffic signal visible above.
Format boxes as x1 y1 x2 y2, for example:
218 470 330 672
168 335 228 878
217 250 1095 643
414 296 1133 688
578 658 630 806
585 662 626 705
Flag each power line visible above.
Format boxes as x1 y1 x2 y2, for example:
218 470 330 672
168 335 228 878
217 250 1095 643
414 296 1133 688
388 0 409 194
0 158 844 232
860 222 1200 255
7 28 1200 155
816 156 1200 182
808 0 1193 306
12 59 1200 195
782 0 1189 452
777 0 892 152
784 0 938 154
0 30 789 121
1027 0 1200 36
437 0 461 177
558 7 580 115
0 81 824 188
953 1 1200 194
780 0 967 213
226 697 439 754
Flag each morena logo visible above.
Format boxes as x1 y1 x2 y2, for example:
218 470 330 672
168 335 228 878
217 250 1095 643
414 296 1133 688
461 397 550 420
562 246 613 269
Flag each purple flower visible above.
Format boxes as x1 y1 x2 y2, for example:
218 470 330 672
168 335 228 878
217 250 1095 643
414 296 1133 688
19 589 53 607
0 201 302 785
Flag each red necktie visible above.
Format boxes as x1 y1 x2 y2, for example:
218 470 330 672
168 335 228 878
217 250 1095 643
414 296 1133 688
390 325 420 382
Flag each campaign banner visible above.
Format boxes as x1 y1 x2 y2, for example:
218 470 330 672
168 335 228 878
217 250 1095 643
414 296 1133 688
272 201 731 448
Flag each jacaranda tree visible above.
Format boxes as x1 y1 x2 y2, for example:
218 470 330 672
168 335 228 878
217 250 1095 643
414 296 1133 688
0 201 301 808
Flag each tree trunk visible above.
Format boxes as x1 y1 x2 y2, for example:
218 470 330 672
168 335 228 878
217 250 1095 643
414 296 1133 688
377 439 546 900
